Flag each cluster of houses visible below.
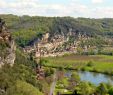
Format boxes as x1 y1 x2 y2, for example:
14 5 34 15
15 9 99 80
23 32 78 58
23 31 92 58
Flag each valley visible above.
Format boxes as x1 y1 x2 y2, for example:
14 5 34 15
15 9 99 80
0 15 113 95
41 54 113 94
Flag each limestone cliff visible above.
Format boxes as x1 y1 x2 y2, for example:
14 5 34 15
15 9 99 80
4 40 16 66
0 18 16 67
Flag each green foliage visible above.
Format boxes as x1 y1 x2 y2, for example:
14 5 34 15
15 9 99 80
0 48 44 95
40 58 49 66
0 63 43 95
45 55 113 75
109 87 113 95
74 82 113 95
75 82 95 95
7 80 43 95
0 14 113 47
12 30 38 47
56 78 69 89
15 49 37 68
70 72 80 83
44 67 55 77
67 72 80 91
0 41 9 58
87 61 94 67
97 83 108 95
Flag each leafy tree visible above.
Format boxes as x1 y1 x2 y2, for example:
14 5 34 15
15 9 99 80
75 82 95 95
97 83 108 95
7 80 43 95
68 72 80 90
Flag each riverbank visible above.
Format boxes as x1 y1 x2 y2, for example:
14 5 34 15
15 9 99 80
41 54 113 75
55 70 113 95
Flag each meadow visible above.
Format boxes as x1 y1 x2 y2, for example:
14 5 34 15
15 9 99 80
42 54 113 75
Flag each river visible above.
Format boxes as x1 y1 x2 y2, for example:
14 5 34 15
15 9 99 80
65 71 113 85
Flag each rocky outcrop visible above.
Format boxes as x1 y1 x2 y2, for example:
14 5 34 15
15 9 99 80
5 40 16 65
5 50 16 66
0 41 16 67
0 18 16 67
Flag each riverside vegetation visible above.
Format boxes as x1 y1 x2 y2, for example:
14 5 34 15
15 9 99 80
55 71 113 95
42 54 113 75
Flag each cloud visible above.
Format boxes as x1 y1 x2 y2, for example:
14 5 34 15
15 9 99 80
0 0 71 16
92 7 113 18
0 0 38 9
92 0 104 4
0 0 112 18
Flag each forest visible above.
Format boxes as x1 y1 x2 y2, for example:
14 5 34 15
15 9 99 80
0 14 113 47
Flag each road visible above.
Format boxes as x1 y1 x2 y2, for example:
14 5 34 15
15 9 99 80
49 70 57 95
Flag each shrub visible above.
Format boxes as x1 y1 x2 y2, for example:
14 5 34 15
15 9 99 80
87 61 94 67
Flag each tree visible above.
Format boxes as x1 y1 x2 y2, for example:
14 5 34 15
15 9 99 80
7 80 43 95
108 87 113 95
97 83 108 95
68 72 80 90
75 82 95 95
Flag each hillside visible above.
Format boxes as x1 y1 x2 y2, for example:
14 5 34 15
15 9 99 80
0 14 113 47
0 18 54 95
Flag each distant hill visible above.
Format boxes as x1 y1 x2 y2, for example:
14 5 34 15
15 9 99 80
0 14 113 47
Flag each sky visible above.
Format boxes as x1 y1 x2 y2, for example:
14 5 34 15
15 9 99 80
0 0 113 18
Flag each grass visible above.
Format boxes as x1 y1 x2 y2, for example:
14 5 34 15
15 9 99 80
42 54 113 75
55 88 73 95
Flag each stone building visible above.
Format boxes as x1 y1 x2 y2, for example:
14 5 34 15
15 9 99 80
42 32 49 43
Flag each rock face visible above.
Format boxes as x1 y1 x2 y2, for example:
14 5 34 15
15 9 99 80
23 31 79 58
0 18 16 67
5 52 15 66
5 41 16 66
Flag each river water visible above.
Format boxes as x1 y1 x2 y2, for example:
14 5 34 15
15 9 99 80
65 71 113 85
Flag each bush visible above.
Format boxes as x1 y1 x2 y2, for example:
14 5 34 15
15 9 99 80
7 80 43 95
87 61 94 67
74 82 95 95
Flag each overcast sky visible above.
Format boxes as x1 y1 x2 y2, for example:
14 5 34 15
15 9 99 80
0 0 113 18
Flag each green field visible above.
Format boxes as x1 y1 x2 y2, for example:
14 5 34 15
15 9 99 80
42 54 113 75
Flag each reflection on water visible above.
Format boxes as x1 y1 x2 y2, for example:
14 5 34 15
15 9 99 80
65 71 113 85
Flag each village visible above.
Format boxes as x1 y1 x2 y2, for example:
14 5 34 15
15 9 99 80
23 30 96 59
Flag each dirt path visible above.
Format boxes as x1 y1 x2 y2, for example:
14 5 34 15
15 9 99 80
49 70 57 95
